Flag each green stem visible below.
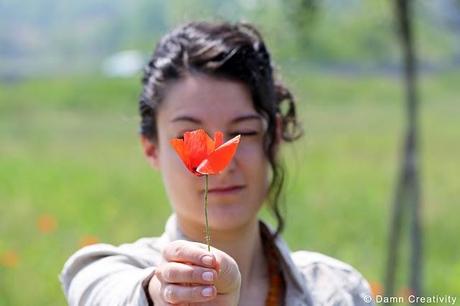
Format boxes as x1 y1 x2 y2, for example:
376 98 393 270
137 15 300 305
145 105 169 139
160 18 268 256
204 174 211 252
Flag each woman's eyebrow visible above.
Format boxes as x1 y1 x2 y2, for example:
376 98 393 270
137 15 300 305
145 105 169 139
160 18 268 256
170 115 201 124
230 114 262 124
170 113 262 124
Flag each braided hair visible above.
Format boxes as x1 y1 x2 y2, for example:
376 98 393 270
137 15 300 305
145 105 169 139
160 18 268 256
139 21 303 238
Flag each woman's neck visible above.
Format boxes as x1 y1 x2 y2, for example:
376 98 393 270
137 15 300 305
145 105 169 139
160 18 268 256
176 215 268 287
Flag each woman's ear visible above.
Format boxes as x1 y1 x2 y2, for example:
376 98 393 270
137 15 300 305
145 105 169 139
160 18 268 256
140 136 160 170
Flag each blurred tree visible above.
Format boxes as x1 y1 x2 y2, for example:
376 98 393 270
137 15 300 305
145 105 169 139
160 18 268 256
385 0 423 303
283 0 318 45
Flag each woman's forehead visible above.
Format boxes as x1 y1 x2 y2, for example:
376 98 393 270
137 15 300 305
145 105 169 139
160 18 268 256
160 74 259 124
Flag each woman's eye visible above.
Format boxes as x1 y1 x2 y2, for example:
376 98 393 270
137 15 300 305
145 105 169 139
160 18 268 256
230 131 258 138
175 131 258 140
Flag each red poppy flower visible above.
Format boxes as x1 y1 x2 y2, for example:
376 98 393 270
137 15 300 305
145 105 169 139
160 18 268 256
170 129 240 176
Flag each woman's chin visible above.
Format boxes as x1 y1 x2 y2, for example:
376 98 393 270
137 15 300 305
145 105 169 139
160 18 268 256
207 204 257 230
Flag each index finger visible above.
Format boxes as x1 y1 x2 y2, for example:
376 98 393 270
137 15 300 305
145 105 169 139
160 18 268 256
163 240 217 268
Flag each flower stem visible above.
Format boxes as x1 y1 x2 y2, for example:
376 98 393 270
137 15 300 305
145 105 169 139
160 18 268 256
204 174 211 252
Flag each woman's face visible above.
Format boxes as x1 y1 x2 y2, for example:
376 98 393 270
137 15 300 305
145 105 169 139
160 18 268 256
142 74 279 231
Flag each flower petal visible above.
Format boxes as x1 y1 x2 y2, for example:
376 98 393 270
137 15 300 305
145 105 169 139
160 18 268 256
184 129 213 170
213 131 223 149
206 131 216 155
170 138 191 170
196 134 240 175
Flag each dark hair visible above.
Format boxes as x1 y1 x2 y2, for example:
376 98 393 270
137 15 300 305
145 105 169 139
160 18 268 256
139 21 303 239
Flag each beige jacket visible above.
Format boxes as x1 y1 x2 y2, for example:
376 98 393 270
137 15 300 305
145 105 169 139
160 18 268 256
60 214 374 305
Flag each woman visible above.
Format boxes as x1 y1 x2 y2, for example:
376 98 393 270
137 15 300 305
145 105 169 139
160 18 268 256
60 21 374 306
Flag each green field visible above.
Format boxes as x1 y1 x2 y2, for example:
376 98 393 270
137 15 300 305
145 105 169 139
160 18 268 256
1 71 459 305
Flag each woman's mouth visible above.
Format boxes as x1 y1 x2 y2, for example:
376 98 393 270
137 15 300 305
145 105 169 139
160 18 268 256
207 185 245 195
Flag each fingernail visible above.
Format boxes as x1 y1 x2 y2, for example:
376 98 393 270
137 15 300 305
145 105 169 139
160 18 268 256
202 255 213 266
202 271 214 281
202 286 213 297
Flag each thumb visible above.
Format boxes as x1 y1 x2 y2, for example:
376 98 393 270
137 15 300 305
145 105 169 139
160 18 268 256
210 248 241 294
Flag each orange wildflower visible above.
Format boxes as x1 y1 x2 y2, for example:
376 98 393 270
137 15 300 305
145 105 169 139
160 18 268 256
369 281 383 297
0 250 19 268
398 287 414 300
170 129 240 176
79 235 99 248
37 214 58 234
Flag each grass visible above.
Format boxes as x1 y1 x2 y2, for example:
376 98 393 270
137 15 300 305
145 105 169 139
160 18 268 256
0 71 459 305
